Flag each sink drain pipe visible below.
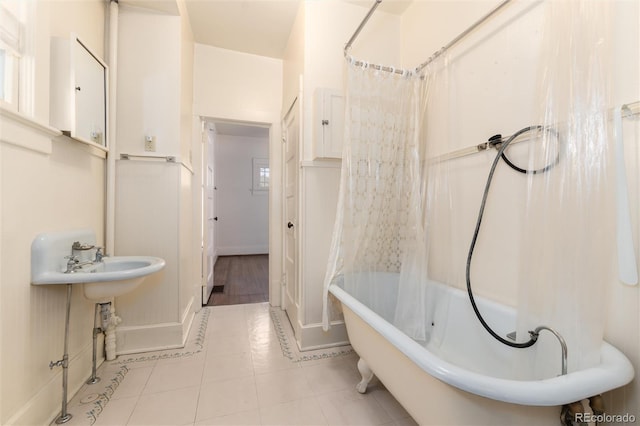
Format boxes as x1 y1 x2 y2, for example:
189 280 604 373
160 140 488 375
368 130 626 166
87 301 122 385
86 303 111 384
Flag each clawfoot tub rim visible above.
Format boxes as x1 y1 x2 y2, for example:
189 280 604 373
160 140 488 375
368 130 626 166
329 283 635 406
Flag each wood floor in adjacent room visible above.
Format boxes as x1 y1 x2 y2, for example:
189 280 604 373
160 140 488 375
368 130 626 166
206 254 269 306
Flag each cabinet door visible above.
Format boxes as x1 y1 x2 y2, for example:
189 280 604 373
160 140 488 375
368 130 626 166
50 35 107 147
324 90 344 158
74 39 107 145
314 88 344 159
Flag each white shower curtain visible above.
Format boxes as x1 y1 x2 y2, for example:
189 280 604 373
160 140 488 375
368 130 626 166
324 0 615 379
322 59 435 340
516 0 614 378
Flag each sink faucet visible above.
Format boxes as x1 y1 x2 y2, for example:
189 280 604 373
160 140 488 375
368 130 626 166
64 255 94 273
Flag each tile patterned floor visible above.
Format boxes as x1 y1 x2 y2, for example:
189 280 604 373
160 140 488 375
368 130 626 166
57 303 418 426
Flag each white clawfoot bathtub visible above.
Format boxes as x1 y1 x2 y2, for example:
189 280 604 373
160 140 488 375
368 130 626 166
328 274 634 425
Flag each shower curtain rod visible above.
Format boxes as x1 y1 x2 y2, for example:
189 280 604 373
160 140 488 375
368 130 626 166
344 0 513 74
429 100 640 163
344 0 381 53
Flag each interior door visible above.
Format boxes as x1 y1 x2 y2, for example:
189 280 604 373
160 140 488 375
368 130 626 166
283 99 300 335
202 125 216 304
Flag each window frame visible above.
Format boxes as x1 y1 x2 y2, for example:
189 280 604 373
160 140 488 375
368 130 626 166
0 0 34 115
252 157 270 195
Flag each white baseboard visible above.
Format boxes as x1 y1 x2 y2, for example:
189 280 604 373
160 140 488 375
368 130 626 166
298 321 350 351
216 245 268 256
116 299 195 355
269 278 281 307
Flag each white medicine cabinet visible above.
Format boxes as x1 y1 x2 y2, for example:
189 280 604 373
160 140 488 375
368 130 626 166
313 88 344 159
50 35 108 148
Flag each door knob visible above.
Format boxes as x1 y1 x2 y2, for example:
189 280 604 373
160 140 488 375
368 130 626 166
214 217 218 221
287 221 294 229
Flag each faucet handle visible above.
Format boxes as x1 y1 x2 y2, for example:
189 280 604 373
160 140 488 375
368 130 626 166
64 255 79 273
94 247 104 262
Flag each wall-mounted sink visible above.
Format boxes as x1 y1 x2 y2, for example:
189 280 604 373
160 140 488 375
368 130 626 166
31 229 165 302
83 256 164 301
32 229 165 423
36 255 164 302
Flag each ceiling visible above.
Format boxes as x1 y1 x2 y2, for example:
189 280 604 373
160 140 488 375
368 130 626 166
183 0 412 60
121 0 412 136
185 0 411 137
185 1 300 59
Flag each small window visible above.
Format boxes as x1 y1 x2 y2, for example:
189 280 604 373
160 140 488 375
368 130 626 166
252 158 269 194
0 0 34 114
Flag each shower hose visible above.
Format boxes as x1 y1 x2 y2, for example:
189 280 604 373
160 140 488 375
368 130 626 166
466 125 560 348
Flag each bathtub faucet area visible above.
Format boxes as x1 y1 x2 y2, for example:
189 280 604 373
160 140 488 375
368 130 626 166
529 326 568 376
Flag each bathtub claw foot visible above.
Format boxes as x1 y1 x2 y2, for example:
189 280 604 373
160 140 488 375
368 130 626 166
356 358 374 394
588 395 604 416
561 401 586 426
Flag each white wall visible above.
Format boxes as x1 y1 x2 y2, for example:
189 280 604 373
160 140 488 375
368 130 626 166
178 0 195 165
193 44 283 124
302 0 402 161
403 1 548 302
0 1 107 424
114 3 196 354
282 2 304 118
215 134 269 255
116 6 181 158
401 0 640 419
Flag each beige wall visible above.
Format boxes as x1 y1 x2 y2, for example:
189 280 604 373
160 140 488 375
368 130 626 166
49 0 105 59
178 0 195 165
193 44 283 123
302 0 402 161
0 1 107 424
116 7 181 157
282 2 305 118
1 0 199 421
114 3 196 354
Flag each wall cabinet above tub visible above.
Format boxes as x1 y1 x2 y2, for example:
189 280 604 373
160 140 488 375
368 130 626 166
50 35 108 149
313 88 344 159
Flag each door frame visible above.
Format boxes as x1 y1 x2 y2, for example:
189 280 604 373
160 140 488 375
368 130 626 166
199 116 277 306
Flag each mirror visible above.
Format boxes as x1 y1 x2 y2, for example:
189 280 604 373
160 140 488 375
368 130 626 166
50 35 107 148
74 39 106 145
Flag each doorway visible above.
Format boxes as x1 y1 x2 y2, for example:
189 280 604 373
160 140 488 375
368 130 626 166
201 119 271 307
207 254 268 305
